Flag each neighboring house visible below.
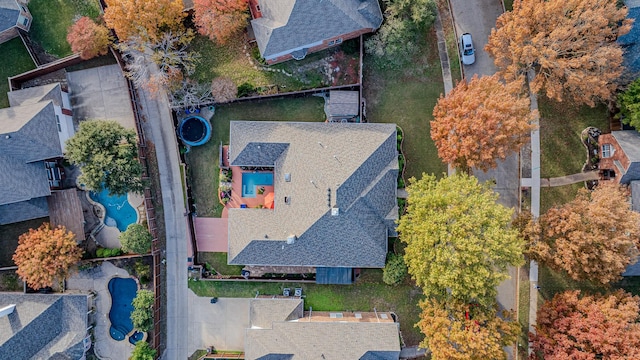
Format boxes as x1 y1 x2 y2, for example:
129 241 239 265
326 90 359 123
249 0 383 64
0 293 91 360
9 83 75 152
624 180 640 276
227 121 398 284
0 0 31 44
245 298 401 360
598 130 640 184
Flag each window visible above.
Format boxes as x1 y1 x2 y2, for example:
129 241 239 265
328 40 335 46
602 144 613 158
335 38 343 44
55 115 61 132
23 18 28 26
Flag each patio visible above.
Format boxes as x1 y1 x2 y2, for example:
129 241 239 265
221 165 275 218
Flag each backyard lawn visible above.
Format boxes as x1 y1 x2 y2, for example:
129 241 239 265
198 252 243 276
189 269 425 346
185 96 325 217
0 217 48 267
190 33 359 93
363 29 447 180
28 0 102 58
0 38 36 108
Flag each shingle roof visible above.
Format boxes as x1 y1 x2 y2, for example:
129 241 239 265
0 0 19 33
328 91 359 117
245 321 400 360
232 142 289 167
0 198 48 225
228 121 397 268
0 293 88 360
613 131 640 163
0 101 61 207
250 298 304 329
8 83 63 108
252 0 383 59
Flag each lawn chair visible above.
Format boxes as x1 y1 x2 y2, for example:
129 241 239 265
294 288 302 297
283 288 290 296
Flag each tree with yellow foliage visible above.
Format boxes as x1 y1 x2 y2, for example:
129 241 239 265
104 0 185 40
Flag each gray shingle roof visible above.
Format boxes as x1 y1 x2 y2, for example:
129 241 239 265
328 91 359 117
252 0 383 59
0 198 48 225
250 298 304 329
245 321 400 360
613 131 640 163
0 293 88 360
8 83 63 108
0 101 62 207
0 0 19 33
228 121 397 268
232 142 290 166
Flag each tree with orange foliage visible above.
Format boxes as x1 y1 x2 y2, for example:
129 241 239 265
104 0 185 40
418 298 520 360
67 17 113 59
194 0 249 44
12 223 83 289
525 182 640 285
531 290 640 360
485 0 631 107
431 74 534 171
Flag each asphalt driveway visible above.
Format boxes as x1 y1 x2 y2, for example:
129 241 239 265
449 0 503 77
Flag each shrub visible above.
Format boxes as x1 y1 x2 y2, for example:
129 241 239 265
130 341 156 360
120 224 153 254
383 253 408 286
135 261 151 284
237 82 255 98
96 248 106 258
131 289 154 331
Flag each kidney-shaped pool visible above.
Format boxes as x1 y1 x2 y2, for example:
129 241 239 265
108 277 137 341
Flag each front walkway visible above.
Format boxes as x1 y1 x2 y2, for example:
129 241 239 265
66 261 134 360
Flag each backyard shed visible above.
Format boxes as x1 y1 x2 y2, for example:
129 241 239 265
327 90 359 122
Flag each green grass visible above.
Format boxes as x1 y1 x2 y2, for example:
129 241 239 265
537 265 608 304
539 98 608 179
517 264 530 357
190 34 359 91
198 252 243 276
503 0 514 11
186 96 325 217
363 29 447 180
28 0 102 58
539 183 583 213
189 269 425 345
0 217 48 266
0 38 36 108
188 350 207 360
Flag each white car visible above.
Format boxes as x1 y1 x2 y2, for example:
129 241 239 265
460 33 475 65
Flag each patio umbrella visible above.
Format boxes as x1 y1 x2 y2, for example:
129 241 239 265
264 192 275 209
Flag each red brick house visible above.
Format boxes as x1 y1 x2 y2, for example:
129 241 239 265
249 0 383 65
598 131 640 184
0 0 31 44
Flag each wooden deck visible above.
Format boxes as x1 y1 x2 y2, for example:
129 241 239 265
47 189 85 241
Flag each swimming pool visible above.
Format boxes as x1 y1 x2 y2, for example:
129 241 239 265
128 331 145 345
89 189 137 232
108 277 137 341
242 172 274 198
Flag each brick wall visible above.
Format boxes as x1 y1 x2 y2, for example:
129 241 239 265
599 133 630 182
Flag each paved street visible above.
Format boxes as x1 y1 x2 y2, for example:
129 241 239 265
136 66 190 360
447 0 519 357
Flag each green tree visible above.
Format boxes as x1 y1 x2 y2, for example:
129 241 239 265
131 289 154 331
383 253 408 286
129 341 157 360
66 120 144 195
618 78 640 130
397 173 524 306
120 224 153 254
365 0 436 68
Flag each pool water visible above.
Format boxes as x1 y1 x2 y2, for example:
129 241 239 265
108 277 137 341
129 331 145 345
89 189 137 232
242 172 274 198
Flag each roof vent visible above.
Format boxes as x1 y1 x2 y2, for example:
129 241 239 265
287 235 296 244
285 173 291 182
284 196 291 205
331 207 339 216
5 135 10 139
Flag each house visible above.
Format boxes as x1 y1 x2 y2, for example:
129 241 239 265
598 130 640 184
9 83 75 152
245 298 401 359
249 0 383 64
0 293 91 360
0 0 31 44
227 121 398 284
326 90 359 122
